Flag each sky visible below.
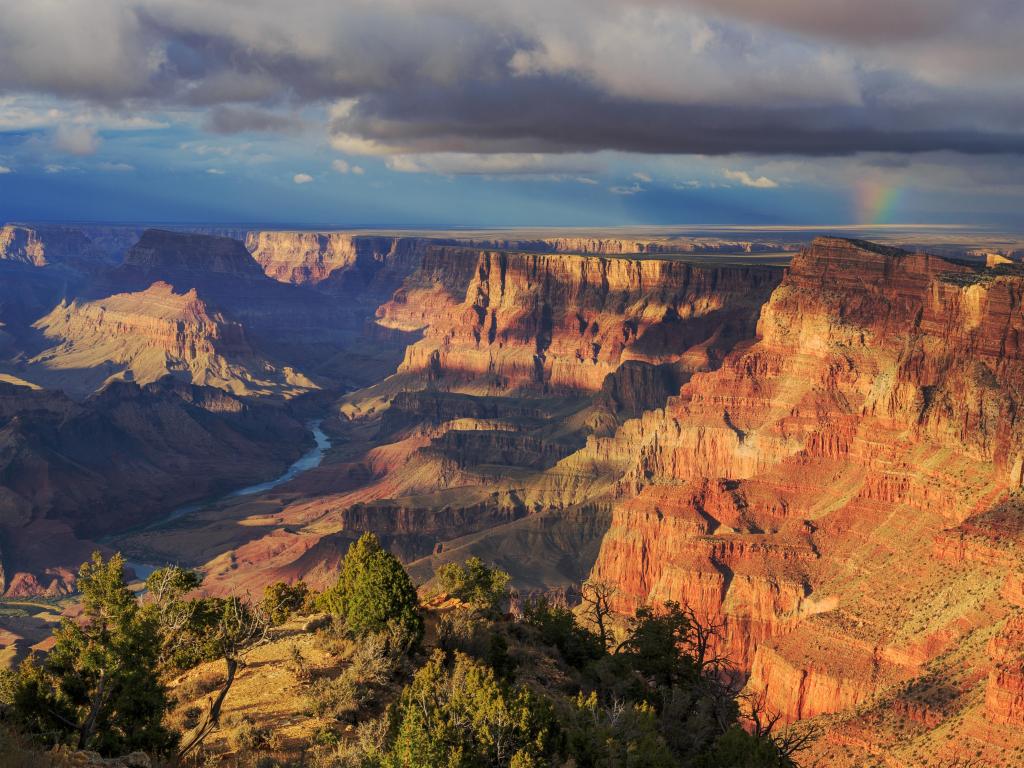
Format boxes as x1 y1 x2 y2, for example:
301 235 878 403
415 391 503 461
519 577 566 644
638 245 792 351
0 0 1022 228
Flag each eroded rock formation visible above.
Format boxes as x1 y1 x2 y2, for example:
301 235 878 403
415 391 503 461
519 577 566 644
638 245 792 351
576 237 1024 764
0 377 308 596
378 248 781 393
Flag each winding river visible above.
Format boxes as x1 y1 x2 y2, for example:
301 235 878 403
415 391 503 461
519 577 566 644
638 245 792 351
125 419 331 580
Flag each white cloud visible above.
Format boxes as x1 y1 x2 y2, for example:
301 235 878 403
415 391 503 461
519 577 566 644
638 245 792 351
330 132 402 157
576 176 598 184
54 124 99 155
609 182 644 195
293 172 313 184
0 96 167 132
206 167 226 175
0 165 11 174
723 169 778 188
182 142 238 157
97 161 134 172
633 171 652 182
333 158 364 174
44 164 66 173
386 152 596 176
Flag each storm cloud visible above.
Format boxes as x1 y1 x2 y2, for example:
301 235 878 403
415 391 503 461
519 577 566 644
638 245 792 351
0 0 1022 162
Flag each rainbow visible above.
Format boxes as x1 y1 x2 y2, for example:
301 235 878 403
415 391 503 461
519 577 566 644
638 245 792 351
854 180 901 225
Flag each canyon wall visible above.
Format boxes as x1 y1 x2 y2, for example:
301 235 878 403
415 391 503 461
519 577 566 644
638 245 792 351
578 237 1024 763
377 248 782 394
0 377 308 596
29 282 315 398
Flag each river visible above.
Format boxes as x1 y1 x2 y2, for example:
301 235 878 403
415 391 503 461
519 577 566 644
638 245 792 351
125 419 331 580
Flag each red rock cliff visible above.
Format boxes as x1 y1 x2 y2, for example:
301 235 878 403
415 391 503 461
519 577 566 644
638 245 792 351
377 248 782 393
585 238 1024 743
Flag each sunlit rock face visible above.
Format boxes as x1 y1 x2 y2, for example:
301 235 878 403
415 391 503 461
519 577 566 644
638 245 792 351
582 237 1024 764
378 247 782 394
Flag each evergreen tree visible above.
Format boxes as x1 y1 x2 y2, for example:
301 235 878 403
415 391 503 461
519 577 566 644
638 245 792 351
386 650 556 768
322 533 423 641
436 556 511 612
9 552 175 756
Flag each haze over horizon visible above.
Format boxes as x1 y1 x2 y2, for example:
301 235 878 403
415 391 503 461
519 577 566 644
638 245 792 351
1 0 1023 228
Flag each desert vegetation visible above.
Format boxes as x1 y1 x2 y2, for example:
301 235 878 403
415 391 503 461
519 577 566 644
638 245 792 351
0 540 808 767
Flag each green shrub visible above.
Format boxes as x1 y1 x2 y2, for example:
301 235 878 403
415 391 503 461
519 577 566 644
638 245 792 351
435 557 511 612
438 610 516 678
521 596 604 669
565 691 676 768
262 580 312 625
320 533 423 642
384 650 556 768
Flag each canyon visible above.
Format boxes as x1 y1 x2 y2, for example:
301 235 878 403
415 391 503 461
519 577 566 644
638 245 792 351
0 223 1022 766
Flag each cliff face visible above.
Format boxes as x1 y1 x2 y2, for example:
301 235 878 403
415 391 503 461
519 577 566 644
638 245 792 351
0 377 308 597
246 232 426 287
0 224 132 269
170 245 782 597
377 248 782 394
125 229 266 277
98 229 412 393
28 281 315 398
0 225 50 266
450 236 797 257
577 237 1024 762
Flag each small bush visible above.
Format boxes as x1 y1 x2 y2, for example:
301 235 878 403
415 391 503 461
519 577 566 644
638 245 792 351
0 725 50 768
227 716 274 751
178 666 224 701
347 631 396 686
288 643 313 683
438 610 516 678
182 705 203 730
262 580 312 625
521 596 604 669
307 674 359 720
306 630 397 722
436 556 511 612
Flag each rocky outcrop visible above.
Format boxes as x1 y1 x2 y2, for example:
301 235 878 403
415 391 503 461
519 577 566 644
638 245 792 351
27 281 315 398
378 248 782 394
0 224 131 269
106 229 411 391
0 377 308 596
580 237 1024 734
245 231 425 286
986 613 1024 725
124 229 265 277
0 224 50 266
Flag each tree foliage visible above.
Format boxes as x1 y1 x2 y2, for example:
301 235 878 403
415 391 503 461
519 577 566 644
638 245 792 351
565 692 676 768
521 596 605 669
321 533 423 641
436 556 511 612
7 552 175 756
261 580 311 625
384 650 556 768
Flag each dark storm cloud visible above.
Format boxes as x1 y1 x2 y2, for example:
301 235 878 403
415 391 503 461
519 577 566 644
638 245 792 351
330 77 1024 157
204 106 305 135
0 0 1022 158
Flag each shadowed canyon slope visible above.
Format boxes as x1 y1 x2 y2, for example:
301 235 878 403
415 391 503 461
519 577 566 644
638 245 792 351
1 225 1023 766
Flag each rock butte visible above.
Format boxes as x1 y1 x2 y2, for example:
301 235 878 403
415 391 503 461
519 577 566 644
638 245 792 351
0 226 1022 766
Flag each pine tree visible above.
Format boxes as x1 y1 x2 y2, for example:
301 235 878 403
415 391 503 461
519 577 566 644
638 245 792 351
322 533 423 641
10 552 175 756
